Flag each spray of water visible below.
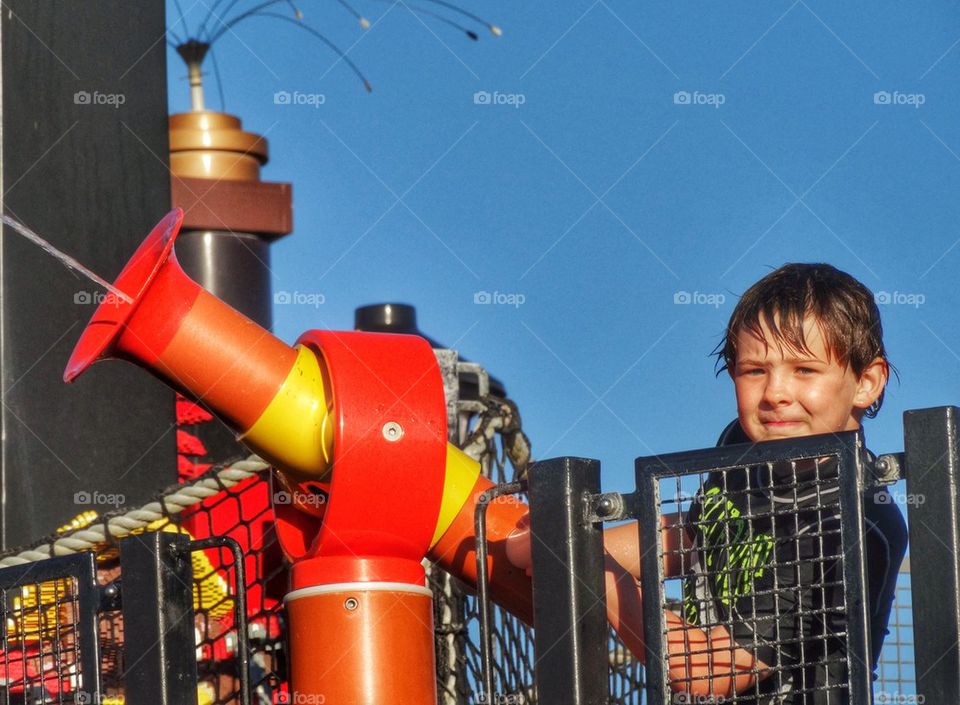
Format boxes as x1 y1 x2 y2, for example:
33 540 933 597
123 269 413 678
0 214 133 304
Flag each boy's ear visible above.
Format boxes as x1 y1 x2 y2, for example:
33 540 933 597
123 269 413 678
853 357 888 410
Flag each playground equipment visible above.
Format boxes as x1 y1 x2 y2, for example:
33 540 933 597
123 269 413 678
0 207 921 703
63 208 533 703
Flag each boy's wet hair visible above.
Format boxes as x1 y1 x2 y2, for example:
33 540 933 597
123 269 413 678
715 263 889 418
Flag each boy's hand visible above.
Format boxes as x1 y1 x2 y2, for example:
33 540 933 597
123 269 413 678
505 512 532 576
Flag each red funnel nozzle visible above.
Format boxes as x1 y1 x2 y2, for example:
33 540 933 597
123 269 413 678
65 209 186 382
63 209 332 478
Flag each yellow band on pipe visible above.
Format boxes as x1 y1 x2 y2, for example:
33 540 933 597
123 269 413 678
430 445 482 549
240 344 480 542
240 345 334 479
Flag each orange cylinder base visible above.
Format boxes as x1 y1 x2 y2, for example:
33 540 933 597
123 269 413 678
286 583 438 705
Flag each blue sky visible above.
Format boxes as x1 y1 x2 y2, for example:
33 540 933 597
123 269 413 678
167 1 960 494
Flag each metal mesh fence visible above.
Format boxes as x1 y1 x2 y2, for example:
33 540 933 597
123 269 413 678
634 433 888 705
875 558 915 703
2 576 81 702
668 458 850 702
0 553 102 704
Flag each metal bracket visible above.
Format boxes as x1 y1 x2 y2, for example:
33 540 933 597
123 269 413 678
873 452 906 485
585 491 640 523
98 579 122 612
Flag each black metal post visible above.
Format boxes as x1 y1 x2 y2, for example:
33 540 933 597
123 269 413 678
120 531 198 705
838 438 874 705
527 457 609 705
634 459 666 705
904 406 960 703
0 2 175 547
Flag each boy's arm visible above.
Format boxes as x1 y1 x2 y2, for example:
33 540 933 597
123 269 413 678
604 556 770 697
602 511 690 580
507 514 770 697
505 512 690 582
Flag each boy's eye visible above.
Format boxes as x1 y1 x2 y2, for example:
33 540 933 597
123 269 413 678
796 367 816 375
739 368 764 376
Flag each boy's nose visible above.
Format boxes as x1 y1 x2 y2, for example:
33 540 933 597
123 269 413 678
762 374 792 405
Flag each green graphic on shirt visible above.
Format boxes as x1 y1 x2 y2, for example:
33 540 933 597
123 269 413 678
682 485 774 625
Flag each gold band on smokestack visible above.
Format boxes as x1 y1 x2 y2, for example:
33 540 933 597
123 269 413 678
169 111 268 182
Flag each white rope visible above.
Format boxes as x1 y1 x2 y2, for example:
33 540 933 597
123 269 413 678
0 456 271 568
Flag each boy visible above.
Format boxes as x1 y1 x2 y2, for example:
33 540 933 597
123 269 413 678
507 263 908 703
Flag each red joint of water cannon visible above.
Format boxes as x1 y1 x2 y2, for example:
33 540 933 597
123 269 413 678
280 330 447 589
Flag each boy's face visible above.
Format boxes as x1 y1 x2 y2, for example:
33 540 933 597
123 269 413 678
732 315 885 442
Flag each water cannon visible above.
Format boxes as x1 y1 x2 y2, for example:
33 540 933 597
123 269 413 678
64 209 532 704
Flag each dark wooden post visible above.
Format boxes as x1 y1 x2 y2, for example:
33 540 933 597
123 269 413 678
0 2 175 547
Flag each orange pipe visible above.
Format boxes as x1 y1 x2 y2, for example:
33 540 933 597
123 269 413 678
428 474 533 625
286 583 437 704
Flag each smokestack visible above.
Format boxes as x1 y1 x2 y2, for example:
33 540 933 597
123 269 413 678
168 108 293 470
